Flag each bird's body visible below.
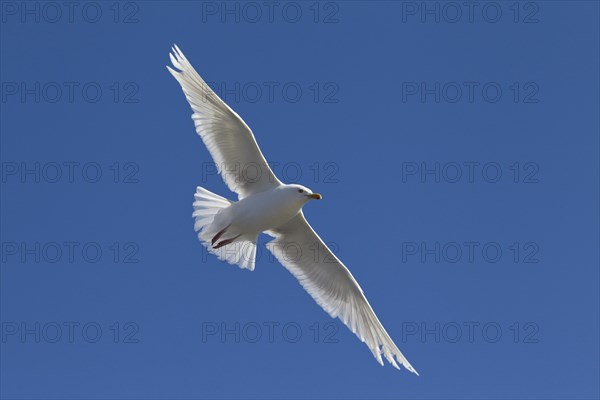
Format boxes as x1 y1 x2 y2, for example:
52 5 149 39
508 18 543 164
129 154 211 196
168 45 419 374
220 184 318 241
194 184 320 269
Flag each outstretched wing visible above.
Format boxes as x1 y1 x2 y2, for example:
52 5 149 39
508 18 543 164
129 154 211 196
168 45 282 199
266 212 418 374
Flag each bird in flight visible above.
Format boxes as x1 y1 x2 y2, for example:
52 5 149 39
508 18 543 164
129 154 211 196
167 45 418 374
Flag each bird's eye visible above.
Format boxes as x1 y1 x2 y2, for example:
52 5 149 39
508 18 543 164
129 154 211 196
298 189 304 193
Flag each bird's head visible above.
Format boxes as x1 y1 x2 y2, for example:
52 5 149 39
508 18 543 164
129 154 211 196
286 184 322 202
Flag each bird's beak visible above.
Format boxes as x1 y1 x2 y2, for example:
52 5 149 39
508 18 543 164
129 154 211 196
307 193 322 200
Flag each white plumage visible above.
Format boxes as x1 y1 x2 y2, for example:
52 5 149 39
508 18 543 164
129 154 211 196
168 45 418 375
167 46 280 199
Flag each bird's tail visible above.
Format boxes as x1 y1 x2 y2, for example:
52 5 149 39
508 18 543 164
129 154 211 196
192 186 258 271
193 186 232 233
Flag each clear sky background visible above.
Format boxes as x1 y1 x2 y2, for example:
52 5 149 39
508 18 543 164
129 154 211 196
1 1 599 399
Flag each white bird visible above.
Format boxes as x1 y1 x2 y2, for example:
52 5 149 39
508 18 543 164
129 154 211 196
167 45 418 374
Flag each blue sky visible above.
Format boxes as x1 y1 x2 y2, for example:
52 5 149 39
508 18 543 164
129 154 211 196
1 1 599 399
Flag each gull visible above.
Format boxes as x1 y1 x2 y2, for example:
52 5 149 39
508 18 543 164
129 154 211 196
167 45 418 374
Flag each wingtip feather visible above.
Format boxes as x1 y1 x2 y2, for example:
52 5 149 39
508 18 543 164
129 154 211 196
166 65 177 76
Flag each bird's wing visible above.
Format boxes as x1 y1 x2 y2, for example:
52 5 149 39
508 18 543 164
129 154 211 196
266 212 418 374
167 45 282 199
